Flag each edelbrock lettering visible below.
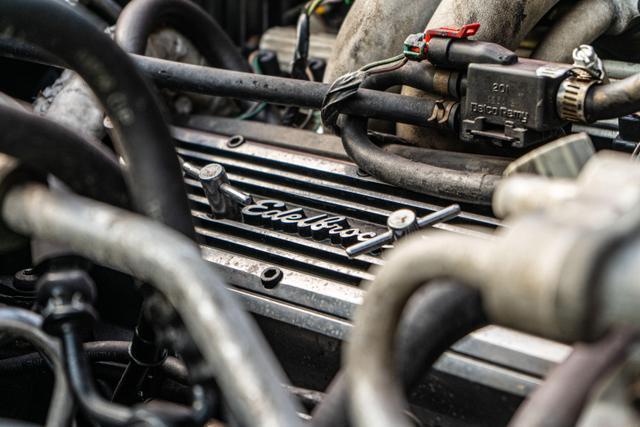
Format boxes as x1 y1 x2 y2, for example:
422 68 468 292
241 199 376 246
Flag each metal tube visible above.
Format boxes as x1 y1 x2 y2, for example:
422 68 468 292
1 183 304 427
603 60 640 79
0 308 73 427
345 232 491 427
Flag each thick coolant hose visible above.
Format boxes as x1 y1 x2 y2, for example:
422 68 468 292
0 0 194 238
0 308 73 427
0 104 129 209
311 283 487 427
1 183 304 427
509 327 637 427
116 0 249 72
585 74 640 121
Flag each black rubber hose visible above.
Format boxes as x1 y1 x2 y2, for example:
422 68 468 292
0 38 448 130
0 341 188 383
311 283 487 427
0 0 195 238
0 104 129 209
509 327 638 427
115 0 280 122
585 74 640 121
342 116 499 204
135 55 446 128
88 0 122 22
0 420 39 427
339 64 498 205
60 323 136 426
115 0 250 72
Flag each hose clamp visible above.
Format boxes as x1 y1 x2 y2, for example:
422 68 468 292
427 99 457 126
557 45 605 123
556 77 599 123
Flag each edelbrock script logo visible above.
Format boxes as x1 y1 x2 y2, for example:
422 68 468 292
241 199 377 246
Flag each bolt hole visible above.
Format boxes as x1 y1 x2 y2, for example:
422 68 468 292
260 267 283 289
226 135 246 148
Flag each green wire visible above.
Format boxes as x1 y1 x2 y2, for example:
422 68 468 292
237 102 268 120
359 54 405 72
237 55 267 120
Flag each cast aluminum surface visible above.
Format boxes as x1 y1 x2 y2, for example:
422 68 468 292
172 124 572 397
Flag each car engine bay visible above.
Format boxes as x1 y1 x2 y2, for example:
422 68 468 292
1 0 640 426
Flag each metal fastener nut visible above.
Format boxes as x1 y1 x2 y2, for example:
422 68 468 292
260 267 283 289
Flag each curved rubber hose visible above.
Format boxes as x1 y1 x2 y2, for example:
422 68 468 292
60 322 135 425
311 283 486 427
115 0 276 120
0 104 129 209
345 232 490 427
509 327 637 427
339 63 498 205
0 308 73 427
341 116 498 204
115 0 249 72
0 0 194 238
585 74 640 121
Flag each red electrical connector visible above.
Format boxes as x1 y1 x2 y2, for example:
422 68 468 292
425 23 480 42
